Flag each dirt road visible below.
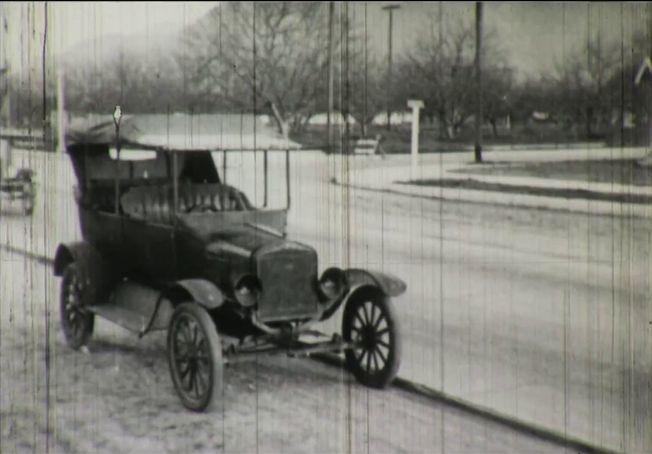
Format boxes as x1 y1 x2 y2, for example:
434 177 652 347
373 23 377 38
0 246 567 454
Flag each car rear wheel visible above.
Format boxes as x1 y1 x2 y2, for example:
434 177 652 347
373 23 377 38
342 290 401 388
60 263 94 349
167 303 223 412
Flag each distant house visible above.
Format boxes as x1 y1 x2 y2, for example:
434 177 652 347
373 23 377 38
371 111 413 126
531 111 551 122
307 112 356 126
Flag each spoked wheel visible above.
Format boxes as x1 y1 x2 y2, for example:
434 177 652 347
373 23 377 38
167 303 223 412
342 291 402 388
60 264 94 349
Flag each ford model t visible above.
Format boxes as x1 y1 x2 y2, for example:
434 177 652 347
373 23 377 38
54 110 405 412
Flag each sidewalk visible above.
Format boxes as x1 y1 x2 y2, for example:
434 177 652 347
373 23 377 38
331 146 652 218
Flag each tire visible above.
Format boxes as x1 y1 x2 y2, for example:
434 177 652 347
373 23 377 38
60 264 95 349
342 290 402 388
167 303 223 412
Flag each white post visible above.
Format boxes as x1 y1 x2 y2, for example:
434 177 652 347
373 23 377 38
407 99 424 180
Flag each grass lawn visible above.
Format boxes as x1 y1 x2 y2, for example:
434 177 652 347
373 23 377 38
449 159 652 187
290 123 630 154
398 177 652 204
400 158 652 204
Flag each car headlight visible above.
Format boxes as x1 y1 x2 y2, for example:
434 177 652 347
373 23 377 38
234 275 261 308
319 267 348 301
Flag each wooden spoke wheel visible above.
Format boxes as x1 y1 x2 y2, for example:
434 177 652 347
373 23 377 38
60 264 94 349
342 291 401 388
167 303 223 412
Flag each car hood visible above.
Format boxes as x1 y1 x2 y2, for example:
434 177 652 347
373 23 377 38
204 225 311 258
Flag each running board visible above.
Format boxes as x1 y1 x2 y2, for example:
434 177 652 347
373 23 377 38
86 281 173 334
87 304 149 333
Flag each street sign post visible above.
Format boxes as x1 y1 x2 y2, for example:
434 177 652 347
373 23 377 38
407 99 424 180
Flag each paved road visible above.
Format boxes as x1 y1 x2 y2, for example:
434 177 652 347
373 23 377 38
2 149 651 452
286 150 651 452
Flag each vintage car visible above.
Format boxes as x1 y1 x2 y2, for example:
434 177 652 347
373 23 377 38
54 110 405 412
0 138 35 215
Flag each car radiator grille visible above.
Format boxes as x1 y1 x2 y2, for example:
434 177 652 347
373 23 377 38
256 249 319 322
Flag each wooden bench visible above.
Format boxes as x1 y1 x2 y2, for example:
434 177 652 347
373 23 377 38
352 137 380 155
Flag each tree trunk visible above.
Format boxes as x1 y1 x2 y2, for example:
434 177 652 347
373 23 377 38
299 114 312 133
490 118 498 137
438 111 449 139
269 101 289 140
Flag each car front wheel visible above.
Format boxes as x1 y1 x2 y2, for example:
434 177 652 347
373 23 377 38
60 263 94 349
167 303 223 412
342 290 402 388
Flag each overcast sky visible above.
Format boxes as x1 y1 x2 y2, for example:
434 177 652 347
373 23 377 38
1 2 649 82
0 2 216 76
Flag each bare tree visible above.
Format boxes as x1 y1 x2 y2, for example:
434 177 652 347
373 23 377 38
554 37 621 137
399 15 509 139
346 56 384 137
483 66 514 137
337 22 384 138
183 2 333 139
63 48 186 114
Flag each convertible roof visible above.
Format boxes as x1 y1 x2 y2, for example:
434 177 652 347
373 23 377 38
65 113 302 152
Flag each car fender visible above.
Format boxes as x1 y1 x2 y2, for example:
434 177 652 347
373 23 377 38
164 279 225 310
320 269 406 321
53 241 117 305
344 268 407 297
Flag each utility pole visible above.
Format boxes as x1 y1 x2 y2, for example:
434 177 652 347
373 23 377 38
382 4 400 131
327 1 334 154
342 1 350 155
474 1 483 163
42 2 50 149
0 13 9 129
363 2 368 137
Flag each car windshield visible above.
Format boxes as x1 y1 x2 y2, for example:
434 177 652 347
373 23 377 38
109 148 158 161
211 150 290 210
83 148 169 182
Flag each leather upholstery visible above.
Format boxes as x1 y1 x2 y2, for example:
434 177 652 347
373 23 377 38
121 184 244 223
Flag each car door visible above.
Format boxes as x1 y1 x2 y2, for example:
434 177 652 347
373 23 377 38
121 186 177 281
122 217 177 281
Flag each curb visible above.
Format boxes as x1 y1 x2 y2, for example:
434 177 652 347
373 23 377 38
312 353 616 454
333 179 652 219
